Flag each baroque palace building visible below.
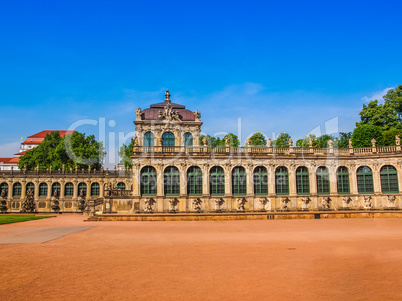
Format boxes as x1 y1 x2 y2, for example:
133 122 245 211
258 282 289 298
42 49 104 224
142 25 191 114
0 89 401 214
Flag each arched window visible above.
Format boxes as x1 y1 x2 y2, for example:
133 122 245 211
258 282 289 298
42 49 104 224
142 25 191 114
254 166 268 195
141 166 157 196
162 132 175 147
357 166 374 194
39 182 48 196
78 182 87 196
232 166 247 195
0 182 8 195
51 183 61 196
275 166 289 195
91 183 100 196
65 182 74 196
144 132 154 147
337 167 350 194
187 166 202 195
13 183 21 196
210 166 225 196
296 166 310 195
26 182 35 194
116 182 126 190
380 165 399 193
316 167 330 194
164 166 180 196
184 132 193 147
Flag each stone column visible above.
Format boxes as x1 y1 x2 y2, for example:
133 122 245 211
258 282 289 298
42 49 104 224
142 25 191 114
60 180 65 199
100 180 104 197
224 165 232 197
179 164 187 197
268 165 276 197
202 165 210 196
132 164 141 197
349 166 358 195
73 181 78 200
247 165 254 197
46 181 52 200
156 164 164 197
20 181 26 200
7 181 12 199
329 166 337 195
309 166 317 195
86 181 91 199
288 165 297 197
34 181 39 201
372 164 381 194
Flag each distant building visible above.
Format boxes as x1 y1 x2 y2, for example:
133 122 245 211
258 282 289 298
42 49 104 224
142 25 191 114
0 130 75 171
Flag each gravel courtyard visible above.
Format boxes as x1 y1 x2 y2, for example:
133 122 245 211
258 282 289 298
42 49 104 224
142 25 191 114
1 215 402 300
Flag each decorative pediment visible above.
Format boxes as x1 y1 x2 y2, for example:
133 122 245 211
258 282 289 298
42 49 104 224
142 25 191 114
157 103 182 123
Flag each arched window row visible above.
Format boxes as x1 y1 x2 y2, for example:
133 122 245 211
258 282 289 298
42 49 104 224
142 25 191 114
143 131 195 147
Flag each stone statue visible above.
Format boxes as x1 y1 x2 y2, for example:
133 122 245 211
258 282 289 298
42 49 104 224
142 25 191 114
309 137 313 148
246 138 251 147
202 136 208 146
225 136 230 147
342 197 352 209
396 135 401 146
51 189 60 212
387 195 396 209
158 110 163 119
193 198 202 213
157 103 182 122
144 198 156 213
363 196 372 209
215 198 225 212
133 134 139 147
328 139 333 148
371 138 376 148
193 110 201 121
322 197 331 210
165 89 171 102
280 197 290 211
0 189 7 213
169 198 179 212
268 138 272 147
301 197 310 210
135 108 142 121
237 198 247 212
20 188 36 213
259 198 269 211
77 189 86 211
349 139 353 148
288 137 293 147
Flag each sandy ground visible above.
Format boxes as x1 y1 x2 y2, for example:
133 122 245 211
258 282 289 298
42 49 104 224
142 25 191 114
1 215 402 301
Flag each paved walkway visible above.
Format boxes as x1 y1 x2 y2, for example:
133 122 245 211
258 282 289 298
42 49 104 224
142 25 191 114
1 215 402 300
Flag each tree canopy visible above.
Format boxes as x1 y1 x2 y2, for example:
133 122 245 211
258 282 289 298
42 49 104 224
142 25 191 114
272 132 290 147
200 133 239 147
351 124 384 147
18 131 106 170
118 137 135 169
249 132 267 146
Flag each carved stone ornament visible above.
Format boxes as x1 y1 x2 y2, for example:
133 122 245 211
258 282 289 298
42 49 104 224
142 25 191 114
144 198 156 212
135 108 142 121
259 198 269 211
322 197 331 210
301 197 310 210
169 198 180 211
396 135 401 146
280 197 290 210
202 136 208 145
387 195 396 208
342 196 352 208
349 139 353 148
133 134 139 147
193 110 201 121
363 195 372 209
157 103 181 122
193 198 202 212
215 198 225 211
237 198 247 211
267 138 272 147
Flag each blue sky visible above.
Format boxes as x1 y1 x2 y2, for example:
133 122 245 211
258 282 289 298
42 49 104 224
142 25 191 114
1 0 401 165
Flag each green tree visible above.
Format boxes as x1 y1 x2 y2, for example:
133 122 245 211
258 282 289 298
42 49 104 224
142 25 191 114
224 133 239 147
296 134 316 148
201 134 239 147
335 132 352 148
118 138 135 169
351 125 384 147
249 132 267 146
273 132 290 147
18 131 106 171
315 134 335 148
383 128 402 146
357 86 402 130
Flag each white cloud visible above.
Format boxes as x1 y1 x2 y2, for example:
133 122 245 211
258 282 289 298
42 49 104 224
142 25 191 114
361 87 393 103
0 142 20 157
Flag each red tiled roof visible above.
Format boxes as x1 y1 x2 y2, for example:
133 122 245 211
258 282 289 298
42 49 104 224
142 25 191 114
28 130 75 138
0 158 13 163
22 130 76 145
8 157 19 163
14 150 28 156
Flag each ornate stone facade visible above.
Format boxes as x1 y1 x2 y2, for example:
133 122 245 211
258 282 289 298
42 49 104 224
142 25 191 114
0 90 401 214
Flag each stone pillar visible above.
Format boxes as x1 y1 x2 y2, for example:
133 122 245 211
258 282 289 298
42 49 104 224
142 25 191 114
7 181 12 199
60 180 65 199
132 164 141 197
179 164 187 197
46 181 52 200
268 165 275 197
329 166 337 195
397 164 402 193
247 165 254 197
86 181 91 199
100 181 104 197
34 181 39 201
309 166 317 195
372 164 381 194
73 181 78 200
156 164 164 197
20 181 27 200
202 165 210 196
288 166 297 196
349 166 358 195
224 165 232 197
